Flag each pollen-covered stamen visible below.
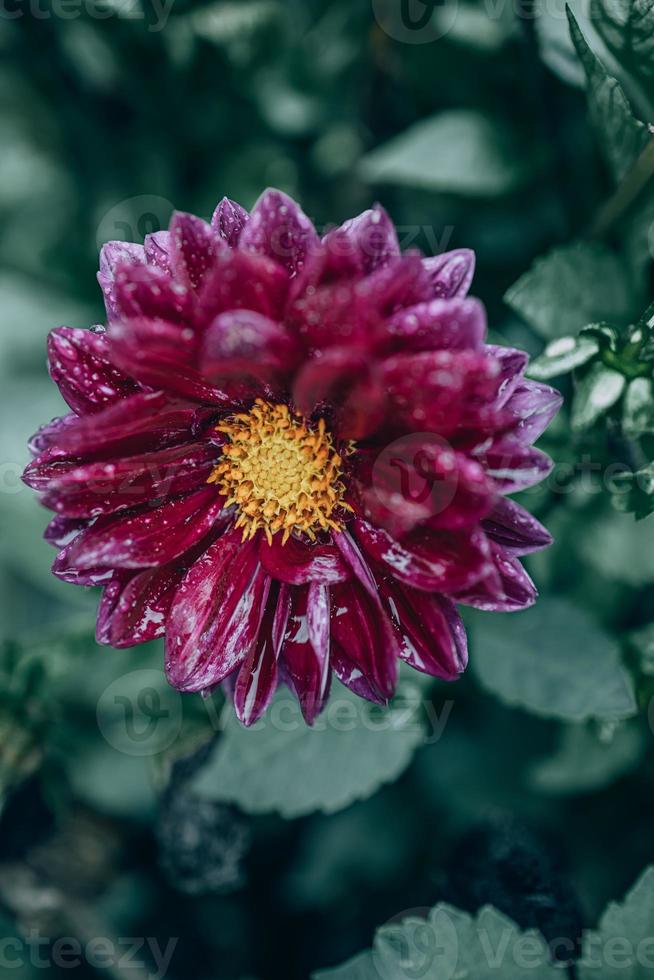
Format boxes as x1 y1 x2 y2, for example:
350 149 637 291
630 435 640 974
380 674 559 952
208 399 349 545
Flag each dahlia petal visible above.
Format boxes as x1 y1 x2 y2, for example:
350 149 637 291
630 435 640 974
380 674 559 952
96 562 183 648
354 518 491 593
475 439 553 492
352 440 495 537
330 641 385 705
111 263 193 323
28 442 217 518
42 391 204 458
211 197 249 246
58 486 224 571
28 414 78 456
482 497 552 555
196 248 289 323
165 527 269 692
380 579 467 679
454 544 537 611
99 241 145 278
52 548 114 586
330 578 398 702
356 253 433 316
98 242 149 322
286 277 378 350
382 349 504 434
501 380 563 445
259 533 350 585
44 514 88 548
386 298 486 353
239 188 319 277
47 327 138 416
233 583 288 726
332 529 379 598
144 231 171 272
169 211 226 291
201 310 300 383
422 249 476 299
322 205 400 275
281 584 331 725
485 345 528 407
381 351 465 433
292 348 386 439
108 317 230 405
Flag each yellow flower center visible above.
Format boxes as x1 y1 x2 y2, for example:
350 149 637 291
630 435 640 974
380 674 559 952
208 399 348 545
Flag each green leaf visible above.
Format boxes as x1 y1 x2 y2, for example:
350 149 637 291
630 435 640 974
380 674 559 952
529 722 645 795
189 0 282 44
471 597 637 722
571 362 626 431
314 904 560 980
568 8 649 181
579 867 654 979
358 111 531 197
612 464 654 520
623 378 654 436
505 242 634 340
190 681 426 818
592 0 654 89
628 622 654 676
528 335 600 380
580 508 654 581
535 0 586 88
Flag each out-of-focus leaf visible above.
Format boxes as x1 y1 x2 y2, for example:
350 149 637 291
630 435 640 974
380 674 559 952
578 867 654 980
612 463 654 519
536 0 586 87
286 796 414 911
472 598 637 722
314 903 560 980
359 111 532 197
191 682 425 818
623 377 654 436
629 622 654 676
571 362 625 431
568 9 649 181
592 0 654 88
529 722 645 795
528 335 600 379
189 0 282 44
580 509 654 583
505 242 635 339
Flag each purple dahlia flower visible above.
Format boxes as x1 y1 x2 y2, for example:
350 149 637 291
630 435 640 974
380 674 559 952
23 190 561 725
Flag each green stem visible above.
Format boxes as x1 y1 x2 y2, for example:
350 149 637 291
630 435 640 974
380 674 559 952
589 135 654 239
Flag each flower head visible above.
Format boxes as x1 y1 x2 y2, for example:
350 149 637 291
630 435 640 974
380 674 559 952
24 190 561 725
